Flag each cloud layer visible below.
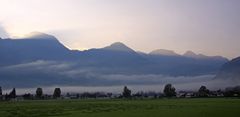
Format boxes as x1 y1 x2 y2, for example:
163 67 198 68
1 60 239 94
0 24 9 38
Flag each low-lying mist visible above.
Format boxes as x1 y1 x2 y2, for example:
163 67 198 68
1 60 239 94
2 75 239 95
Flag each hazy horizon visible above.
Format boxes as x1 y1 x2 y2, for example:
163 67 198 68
3 76 240 95
1 0 240 59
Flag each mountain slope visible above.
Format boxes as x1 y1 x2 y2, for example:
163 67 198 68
215 57 240 79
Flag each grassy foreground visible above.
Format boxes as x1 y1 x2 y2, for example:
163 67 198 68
0 98 239 117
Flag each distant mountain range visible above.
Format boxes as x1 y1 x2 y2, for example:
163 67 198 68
0 32 234 87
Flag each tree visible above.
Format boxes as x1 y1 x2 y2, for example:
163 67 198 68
23 93 33 100
163 84 176 97
0 87 2 100
198 86 210 97
0 87 2 96
122 86 131 98
5 93 9 100
53 88 61 98
224 86 240 97
36 88 43 98
9 88 16 99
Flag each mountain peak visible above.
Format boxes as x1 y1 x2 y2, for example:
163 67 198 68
103 42 135 52
183 51 197 57
149 49 179 56
23 32 57 40
110 42 126 47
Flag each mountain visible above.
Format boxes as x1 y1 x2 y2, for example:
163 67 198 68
0 32 73 66
149 49 179 56
215 57 240 80
78 42 146 74
0 32 230 87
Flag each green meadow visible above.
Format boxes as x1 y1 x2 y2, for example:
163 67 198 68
0 98 239 117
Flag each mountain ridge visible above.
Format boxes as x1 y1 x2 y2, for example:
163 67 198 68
0 32 228 60
149 49 179 56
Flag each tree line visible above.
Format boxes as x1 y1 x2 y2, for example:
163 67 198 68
0 84 240 101
0 87 62 101
122 84 240 98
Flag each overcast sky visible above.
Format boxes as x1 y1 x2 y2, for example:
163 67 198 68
0 0 240 59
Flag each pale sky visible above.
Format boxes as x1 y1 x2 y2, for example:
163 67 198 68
0 0 240 59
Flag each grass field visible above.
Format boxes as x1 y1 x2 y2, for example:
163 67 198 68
0 98 239 117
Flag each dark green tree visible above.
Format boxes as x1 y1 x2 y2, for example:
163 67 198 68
5 93 9 100
53 88 61 98
36 88 43 98
198 86 210 97
0 87 2 100
163 84 176 97
0 87 2 96
122 86 131 98
9 88 16 99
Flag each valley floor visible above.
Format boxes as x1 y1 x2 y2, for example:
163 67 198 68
0 98 239 117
